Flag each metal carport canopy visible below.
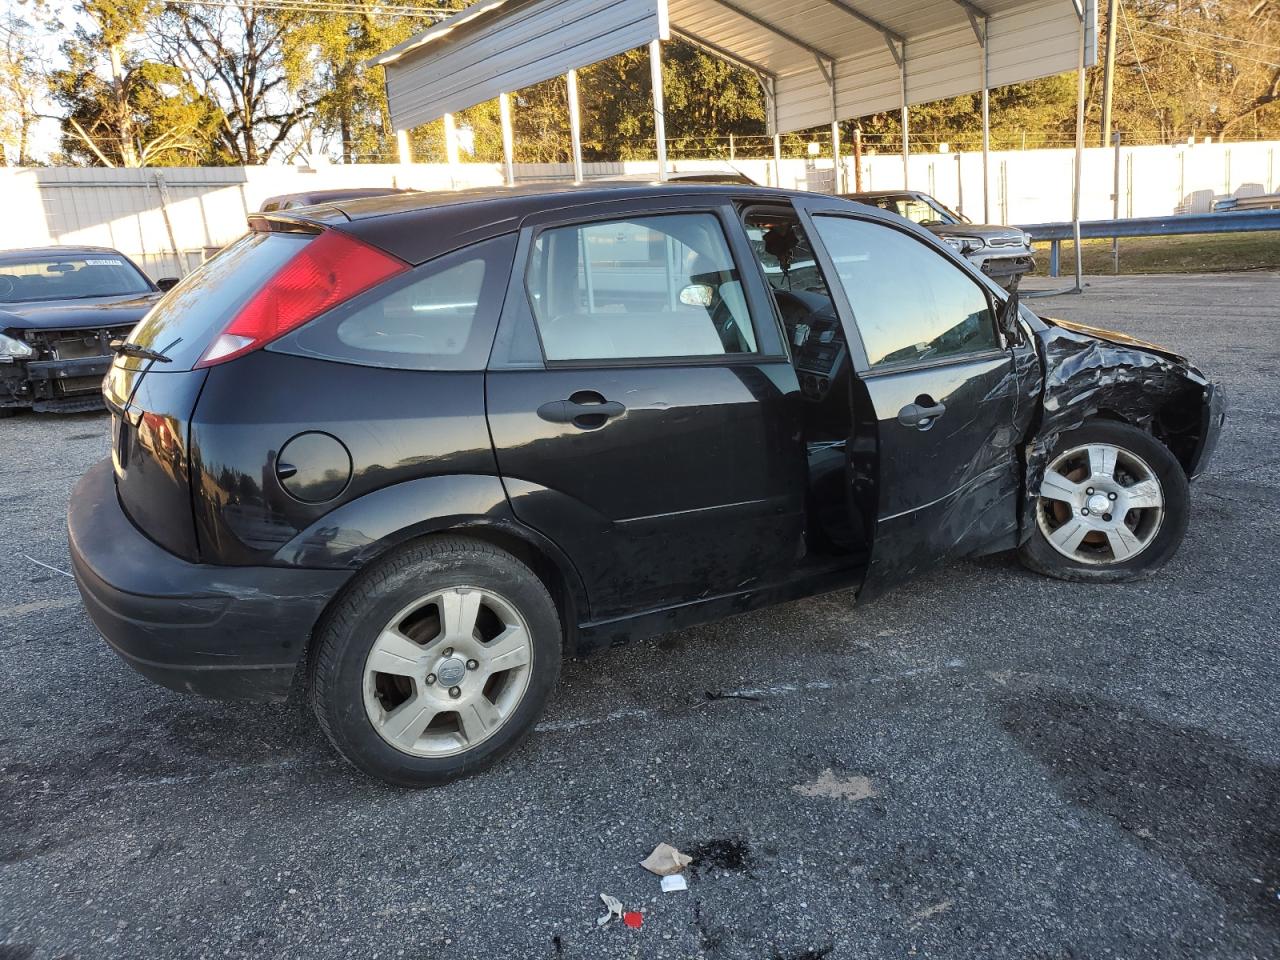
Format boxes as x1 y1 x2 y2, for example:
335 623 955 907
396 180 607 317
372 0 1096 138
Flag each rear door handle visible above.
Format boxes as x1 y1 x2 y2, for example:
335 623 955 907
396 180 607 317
897 398 946 430
537 391 626 429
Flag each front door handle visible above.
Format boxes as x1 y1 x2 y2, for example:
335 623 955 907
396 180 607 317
897 398 946 430
537 391 626 429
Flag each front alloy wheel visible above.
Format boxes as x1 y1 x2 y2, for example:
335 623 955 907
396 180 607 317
1019 420 1190 582
1035 443 1165 565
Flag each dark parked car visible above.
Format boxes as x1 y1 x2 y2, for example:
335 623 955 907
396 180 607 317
68 183 1225 786
844 190 1035 287
259 187 413 212
604 170 759 186
0 247 177 415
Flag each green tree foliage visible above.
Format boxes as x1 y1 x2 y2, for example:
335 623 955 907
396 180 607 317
277 3 440 163
34 0 1280 167
1097 0 1280 143
50 0 228 166
53 54 228 166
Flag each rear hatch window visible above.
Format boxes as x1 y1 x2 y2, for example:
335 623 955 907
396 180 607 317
120 231 311 369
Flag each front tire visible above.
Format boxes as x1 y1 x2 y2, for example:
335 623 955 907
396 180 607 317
1019 420 1190 582
310 536 561 787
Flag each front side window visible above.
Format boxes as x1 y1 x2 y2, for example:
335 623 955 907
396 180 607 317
278 234 515 371
0 253 152 303
810 216 998 369
526 213 756 362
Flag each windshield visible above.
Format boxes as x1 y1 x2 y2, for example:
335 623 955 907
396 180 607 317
869 195 965 227
0 254 152 303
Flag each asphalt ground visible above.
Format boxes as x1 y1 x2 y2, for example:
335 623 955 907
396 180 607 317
1 272 1277 960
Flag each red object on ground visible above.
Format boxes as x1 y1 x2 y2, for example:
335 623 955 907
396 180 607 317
623 912 643 929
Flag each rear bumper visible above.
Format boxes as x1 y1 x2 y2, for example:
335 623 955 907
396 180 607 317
68 458 353 701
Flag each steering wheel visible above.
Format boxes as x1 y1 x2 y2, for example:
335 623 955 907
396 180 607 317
0 276 13 298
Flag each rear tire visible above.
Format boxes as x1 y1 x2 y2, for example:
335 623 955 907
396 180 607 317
1019 420 1189 583
310 536 561 787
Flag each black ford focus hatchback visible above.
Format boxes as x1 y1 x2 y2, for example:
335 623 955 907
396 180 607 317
69 183 1225 786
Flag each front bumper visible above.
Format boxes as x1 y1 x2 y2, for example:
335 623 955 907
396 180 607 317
973 251 1036 281
68 458 353 701
1 354 113 410
1189 381 1227 480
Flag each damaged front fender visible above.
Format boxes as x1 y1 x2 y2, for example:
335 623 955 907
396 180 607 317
1022 316 1226 538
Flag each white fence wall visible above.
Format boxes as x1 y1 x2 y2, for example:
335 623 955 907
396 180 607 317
1 141 1275 280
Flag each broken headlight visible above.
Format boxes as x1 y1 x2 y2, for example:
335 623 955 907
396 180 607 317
941 235 986 255
0 332 36 361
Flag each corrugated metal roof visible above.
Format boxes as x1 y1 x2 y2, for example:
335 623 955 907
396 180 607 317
376 0 1096 134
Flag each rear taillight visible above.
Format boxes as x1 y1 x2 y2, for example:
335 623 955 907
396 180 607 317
195 229 407 368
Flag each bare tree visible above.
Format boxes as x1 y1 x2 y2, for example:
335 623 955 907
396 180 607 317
0 4 52 165
153 1 311 164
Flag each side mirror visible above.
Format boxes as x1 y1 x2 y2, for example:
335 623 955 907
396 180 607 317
156 277 180 292
997 275 1023 344
678 283 714 308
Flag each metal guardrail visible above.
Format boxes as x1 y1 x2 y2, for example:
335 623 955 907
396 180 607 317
1214 194 1280 213
1019 209 1280 277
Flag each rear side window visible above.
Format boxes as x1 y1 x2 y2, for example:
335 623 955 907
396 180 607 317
810 216 997 369
526 213 757 362
274 234 516 371
125 231 309 369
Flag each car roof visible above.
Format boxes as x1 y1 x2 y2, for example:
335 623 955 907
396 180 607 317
279 181 803 224
0 245 129 264
843 190 923 201
259 181 901 267
260 187 410 210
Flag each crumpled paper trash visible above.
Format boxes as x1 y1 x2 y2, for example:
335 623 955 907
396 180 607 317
596 893 624 928
640 842 693 877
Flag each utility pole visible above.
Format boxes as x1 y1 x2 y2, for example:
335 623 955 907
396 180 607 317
852 126 863 191
1100 0 1119 148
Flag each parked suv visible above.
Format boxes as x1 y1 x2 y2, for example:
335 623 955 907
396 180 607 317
844 190 1034 287
69 183 1224 786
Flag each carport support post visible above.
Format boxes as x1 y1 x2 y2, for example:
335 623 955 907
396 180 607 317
1071 2 1086 291
820 56 840 194
899 47 909 187
981 18 991 224
499 92 515 186
650 39 668 181
566 69 584 181
395 128 412 165
443 112 460 192
773 134 782 188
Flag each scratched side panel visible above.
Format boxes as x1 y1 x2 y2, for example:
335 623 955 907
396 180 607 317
487 362 807 619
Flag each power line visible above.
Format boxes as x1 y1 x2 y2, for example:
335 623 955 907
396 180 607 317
1132 27 1280 68
162 0 455 18
1164 23 1280 53
1119 0 1159 115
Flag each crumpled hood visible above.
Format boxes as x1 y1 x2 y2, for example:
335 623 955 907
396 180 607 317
0 291 161 332
1040 315 1190 365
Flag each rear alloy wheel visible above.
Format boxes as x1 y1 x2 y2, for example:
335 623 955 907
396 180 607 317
362 586 534 758
1020 420 1189 582
310 537 561 786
